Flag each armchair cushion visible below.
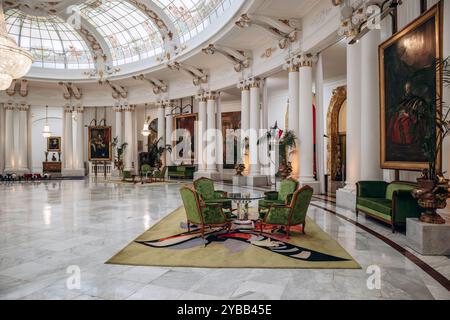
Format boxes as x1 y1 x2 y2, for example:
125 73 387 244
357 197 392 217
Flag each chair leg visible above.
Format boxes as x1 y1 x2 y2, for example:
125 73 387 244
391 224 396 234
187 222 191 233
302 223 306 235
286 226 290 239
201 226 206 247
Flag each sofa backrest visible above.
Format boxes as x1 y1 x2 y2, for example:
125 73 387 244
386 182 416 201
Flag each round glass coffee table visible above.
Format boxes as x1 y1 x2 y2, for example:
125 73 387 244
226 192 265 227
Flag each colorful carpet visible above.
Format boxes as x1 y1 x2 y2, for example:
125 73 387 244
107 207 360 269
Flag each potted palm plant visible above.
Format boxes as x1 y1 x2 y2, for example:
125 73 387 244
147 137 172 169
111 137 127 175
410 57 450 224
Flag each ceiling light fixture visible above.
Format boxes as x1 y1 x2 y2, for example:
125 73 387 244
42 105 52 138
0 1 34 90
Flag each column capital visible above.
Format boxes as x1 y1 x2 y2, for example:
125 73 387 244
283 56 300 72
237 79 249 91
64 105 73 113
248 77 261 88
204 91 218 101
17 103 30 111
4 102 15 110
75 106 84 113
298 53 315 68
123 104 135 112
114 105 123 112
195 92 207 102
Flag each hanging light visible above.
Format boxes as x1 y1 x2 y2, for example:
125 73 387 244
42 105 52 138
141 103 151 137
0 2 34 90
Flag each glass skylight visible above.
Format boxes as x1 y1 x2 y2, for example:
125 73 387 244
5 9 95 70
79 0 164 66
153 0 232 43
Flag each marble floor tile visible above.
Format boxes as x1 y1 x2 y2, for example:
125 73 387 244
0 179 448 300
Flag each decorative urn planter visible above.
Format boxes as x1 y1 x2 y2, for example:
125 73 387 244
412 177 449 225
278 161 292 180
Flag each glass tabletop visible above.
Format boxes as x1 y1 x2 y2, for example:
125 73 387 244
226 192 265 201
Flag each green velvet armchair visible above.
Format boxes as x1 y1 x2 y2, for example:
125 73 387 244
356 181 422 232
180 186 232 240
193 177 232 210
258 178 299 217
260 186 313 238
152 166 167 182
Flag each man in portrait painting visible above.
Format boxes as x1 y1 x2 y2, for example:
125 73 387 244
382 13 437 164
89 127 111 160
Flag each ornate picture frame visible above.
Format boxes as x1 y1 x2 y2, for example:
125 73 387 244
379 4 442 171
88 126 112 161
47 136 61 152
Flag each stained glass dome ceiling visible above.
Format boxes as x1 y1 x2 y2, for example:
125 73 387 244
4 0 234 71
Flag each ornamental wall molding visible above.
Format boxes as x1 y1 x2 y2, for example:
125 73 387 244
235 14 300 49
5 79 29 97
167 62 208 86
132 74 168 95
202 44 252 73
105 80 128 99
58 82 82 100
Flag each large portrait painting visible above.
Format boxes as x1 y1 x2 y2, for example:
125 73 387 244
379 4 442 171
88 126 112 161
174 114 197 163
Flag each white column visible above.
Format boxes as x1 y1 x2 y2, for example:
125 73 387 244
206 91 218 173
165 103 174 167
249 77 261 176
157 102 165 148
124 104 135 172
298 56 315 183
4 103 15 172
114 105 123 145
238 82 250 173
360 30 382 181
196 94 207 171
345 42 362 188
216 93 223 171
17 104 29 172
63 105 73 170
74 106 84 172
315 53 326 194
285 58 300 177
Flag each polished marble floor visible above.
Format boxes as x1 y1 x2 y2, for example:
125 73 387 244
0 179 449 300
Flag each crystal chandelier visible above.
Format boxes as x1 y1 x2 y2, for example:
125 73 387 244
42 105 52 138
0 1 34 90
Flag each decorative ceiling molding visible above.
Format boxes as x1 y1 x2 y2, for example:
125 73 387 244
5 79 29 97
58 82 82 100
3 0 85 17
132 74 168 95
235 14 300 49
167 62 208 86
202 44 251 72
105 80 128 99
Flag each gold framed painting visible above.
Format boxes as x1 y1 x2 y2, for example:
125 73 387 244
47 136 61 152
379 4 442 171
88 126 112 161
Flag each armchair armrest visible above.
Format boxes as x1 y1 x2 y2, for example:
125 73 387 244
264 191 279 200
392 190 422 224
357 181 388 198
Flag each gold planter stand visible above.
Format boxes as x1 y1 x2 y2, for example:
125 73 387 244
412 178 449 225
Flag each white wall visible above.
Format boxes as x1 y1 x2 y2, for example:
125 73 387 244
30 106 63 172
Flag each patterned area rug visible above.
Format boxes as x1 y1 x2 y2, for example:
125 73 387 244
107 207 360 269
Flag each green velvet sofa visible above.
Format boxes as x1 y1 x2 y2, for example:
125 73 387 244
167 166 195 179
356 181 422 232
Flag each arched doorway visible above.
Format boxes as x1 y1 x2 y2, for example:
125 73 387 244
326 86 347 194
